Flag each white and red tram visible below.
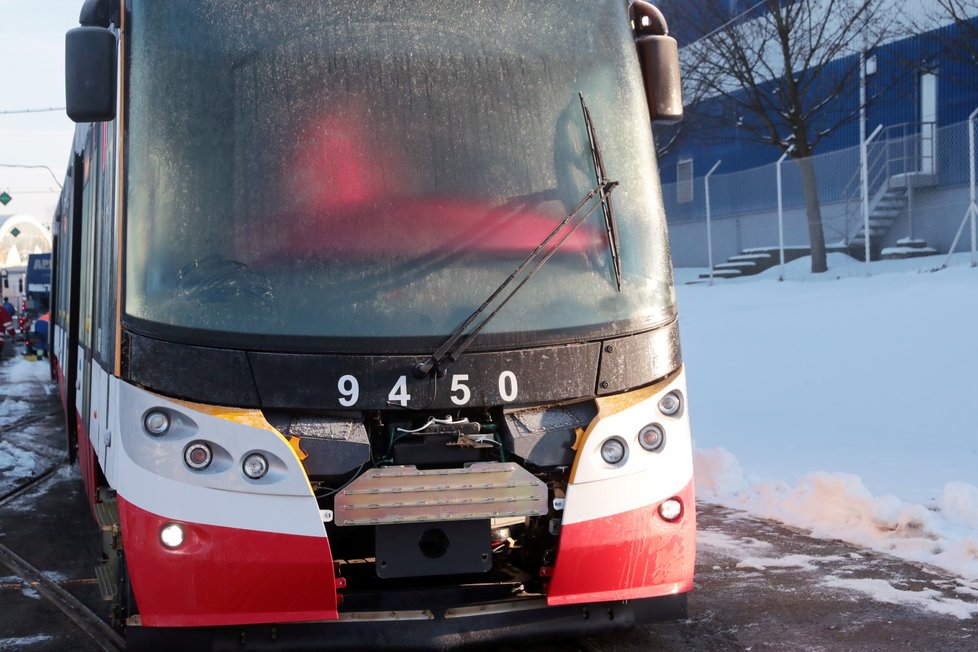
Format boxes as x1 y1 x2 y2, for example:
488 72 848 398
53 0 695 648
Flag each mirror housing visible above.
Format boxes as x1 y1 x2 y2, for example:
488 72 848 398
65 26 117 123
629 1 683 124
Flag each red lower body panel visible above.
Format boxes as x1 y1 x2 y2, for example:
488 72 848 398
547 479 696 605
117 497 338 627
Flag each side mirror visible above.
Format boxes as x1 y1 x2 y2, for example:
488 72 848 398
629 1 683 125
65 26 117 123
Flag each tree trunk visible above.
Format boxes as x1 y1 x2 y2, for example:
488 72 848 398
796 156 827 273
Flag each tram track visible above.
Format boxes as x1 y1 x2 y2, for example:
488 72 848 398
0 407 62 435
0 408 65 505
0 462 124 652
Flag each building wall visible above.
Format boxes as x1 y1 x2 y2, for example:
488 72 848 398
657 14 978 184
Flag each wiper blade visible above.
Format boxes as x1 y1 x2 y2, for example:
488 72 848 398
579 92 623 292
414 181 619 379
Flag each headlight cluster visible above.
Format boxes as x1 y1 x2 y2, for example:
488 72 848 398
144 408 273 481
598 390 683 467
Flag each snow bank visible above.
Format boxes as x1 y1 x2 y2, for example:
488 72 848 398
680 253 978 582
695 447 978 581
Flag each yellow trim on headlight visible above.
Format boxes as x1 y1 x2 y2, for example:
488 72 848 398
568 365 683 483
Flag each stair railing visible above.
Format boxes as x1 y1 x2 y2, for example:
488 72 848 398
841 124 884 245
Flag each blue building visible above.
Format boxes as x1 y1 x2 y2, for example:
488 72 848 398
653 1 978 269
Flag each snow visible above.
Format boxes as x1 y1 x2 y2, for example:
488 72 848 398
0 355 56 495
822 577 978 619
679 252 978 584
0 635 53 648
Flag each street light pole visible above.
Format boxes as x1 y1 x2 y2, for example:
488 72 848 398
0 164 63 190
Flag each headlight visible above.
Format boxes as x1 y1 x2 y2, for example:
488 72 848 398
659 498 683 522
184 442 213 470
658 391 682 416
160 523 185 548
600 437 628 465
243 453 269 480
638 423 666 452
144 410 171 436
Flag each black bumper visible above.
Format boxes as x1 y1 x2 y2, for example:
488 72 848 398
125 593 688 651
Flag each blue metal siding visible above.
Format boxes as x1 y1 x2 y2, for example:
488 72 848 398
658 18 978 189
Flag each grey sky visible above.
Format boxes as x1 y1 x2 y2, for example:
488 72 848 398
0 0 83 224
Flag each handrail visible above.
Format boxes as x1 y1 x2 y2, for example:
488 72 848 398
840 124 884 244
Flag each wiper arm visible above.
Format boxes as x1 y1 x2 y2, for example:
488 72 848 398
414 180 619 379
579 92 623 292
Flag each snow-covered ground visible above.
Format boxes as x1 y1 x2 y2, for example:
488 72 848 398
677 253 978 583
0 355 58 495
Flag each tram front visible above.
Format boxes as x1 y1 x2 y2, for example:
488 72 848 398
67 0 694 645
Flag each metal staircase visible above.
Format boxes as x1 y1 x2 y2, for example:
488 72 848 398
840 122 937 258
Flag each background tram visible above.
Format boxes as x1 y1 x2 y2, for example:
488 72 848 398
54 0 695 648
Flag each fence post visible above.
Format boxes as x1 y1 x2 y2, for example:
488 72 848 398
861 121 872 276
704 160 722 286
944 107 978 269
776 147 793 282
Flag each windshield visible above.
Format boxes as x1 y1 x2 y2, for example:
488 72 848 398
125 0 676 350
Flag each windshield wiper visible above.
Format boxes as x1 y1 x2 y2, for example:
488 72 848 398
414 180 619 379
579 92 623 292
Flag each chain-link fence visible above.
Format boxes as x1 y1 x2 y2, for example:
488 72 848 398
663 114 978 279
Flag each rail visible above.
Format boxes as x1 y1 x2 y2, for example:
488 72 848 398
0 470 126 651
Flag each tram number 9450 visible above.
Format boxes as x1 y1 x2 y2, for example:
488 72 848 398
336 372 519 408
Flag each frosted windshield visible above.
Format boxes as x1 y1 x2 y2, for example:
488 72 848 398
125 0 676 346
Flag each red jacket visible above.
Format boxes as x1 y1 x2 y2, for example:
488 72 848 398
0 306 13 336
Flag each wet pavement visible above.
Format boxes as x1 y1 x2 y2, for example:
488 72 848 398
1 351 977 650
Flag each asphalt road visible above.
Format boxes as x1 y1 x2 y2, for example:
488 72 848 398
1 352 976 651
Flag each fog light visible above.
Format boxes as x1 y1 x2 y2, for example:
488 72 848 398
658 391 682 416
160 523 185 548
184 442 212 470
144 410 170 436
659 498 683 522
243 453 269 480
638 423 666 452
600 437 627 465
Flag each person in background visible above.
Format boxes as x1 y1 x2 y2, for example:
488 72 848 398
1 296 14 317
31 312 50 358
0 304 13 358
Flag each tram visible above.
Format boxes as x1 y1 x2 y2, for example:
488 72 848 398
54 0 694 648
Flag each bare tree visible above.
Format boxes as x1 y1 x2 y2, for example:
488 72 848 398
676 0 899 273
929 1 978 86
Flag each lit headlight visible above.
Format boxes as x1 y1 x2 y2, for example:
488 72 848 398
184 442 213 470
658 391 682 417
160 523 185 548
638 423 666 452
243 453 269 480
144 410 171 436
600 437 628 465
659 498 683 522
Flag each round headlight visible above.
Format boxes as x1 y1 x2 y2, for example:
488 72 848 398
638 423 666 452
658 391 682 417
144 410 171 436
160 523 185 548
184 442 213 470
243 453 269 480
600 437 627 465
659 498 683 522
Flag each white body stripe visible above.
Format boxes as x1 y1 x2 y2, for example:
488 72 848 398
101 375 325 538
